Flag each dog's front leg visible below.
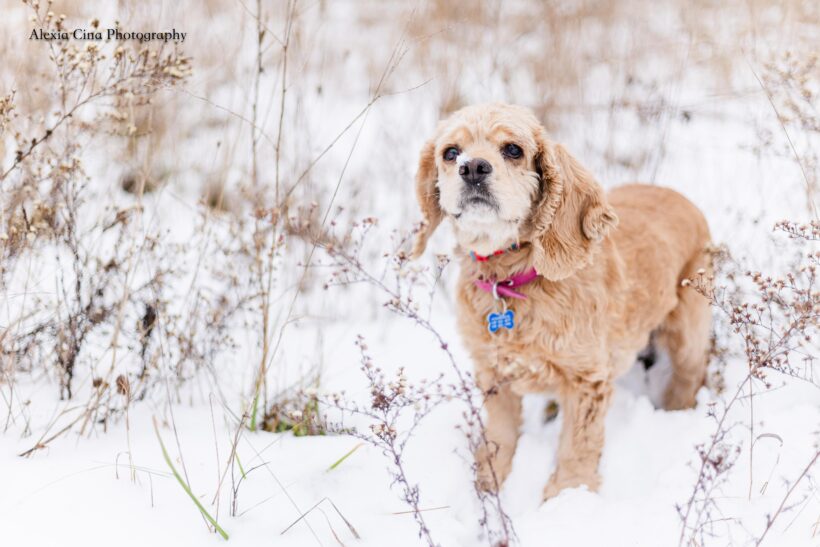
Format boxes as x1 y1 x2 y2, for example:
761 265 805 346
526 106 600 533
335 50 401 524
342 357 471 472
475 371 522 493
543 380 613 500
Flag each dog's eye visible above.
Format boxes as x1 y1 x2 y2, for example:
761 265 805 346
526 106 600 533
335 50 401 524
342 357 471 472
443 147 459 162
502 143 523 159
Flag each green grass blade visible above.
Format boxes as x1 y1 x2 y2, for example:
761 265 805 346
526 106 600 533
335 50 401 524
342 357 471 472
153 418 230 540
249 394 259 431
235 452 247 480
327 443 364 472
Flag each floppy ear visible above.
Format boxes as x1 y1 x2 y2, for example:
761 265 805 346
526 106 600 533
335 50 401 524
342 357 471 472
529 134 618 280
411 139 442 258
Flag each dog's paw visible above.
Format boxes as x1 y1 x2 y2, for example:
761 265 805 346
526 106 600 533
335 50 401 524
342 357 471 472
475 468 498 493
542 472 600 501
663 382 698 410
475 445 513 493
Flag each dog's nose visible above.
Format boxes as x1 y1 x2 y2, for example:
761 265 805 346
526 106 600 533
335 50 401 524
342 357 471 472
459 158 493 186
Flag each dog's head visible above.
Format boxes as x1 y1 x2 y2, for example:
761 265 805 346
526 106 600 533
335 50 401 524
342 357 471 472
412 102 618 280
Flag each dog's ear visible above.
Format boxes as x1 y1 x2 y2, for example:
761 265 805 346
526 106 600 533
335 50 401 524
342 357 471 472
411 139 442 258
529 133 618 280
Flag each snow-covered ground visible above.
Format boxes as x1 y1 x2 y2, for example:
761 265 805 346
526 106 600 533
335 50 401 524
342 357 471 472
2 320 818 546
1 1 819 546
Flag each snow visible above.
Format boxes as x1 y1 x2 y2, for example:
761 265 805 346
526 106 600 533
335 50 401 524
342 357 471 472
2 318 818 546
457 153 473 167
2 1 819 546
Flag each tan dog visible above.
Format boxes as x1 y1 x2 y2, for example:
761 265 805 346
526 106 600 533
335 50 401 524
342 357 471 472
412 103 711 500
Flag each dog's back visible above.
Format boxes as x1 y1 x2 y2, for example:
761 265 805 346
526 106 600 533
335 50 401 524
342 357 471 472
608 183 712 409
609 184 710 285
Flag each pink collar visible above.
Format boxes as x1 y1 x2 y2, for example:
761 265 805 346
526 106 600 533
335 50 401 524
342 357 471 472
474 268 539 300
468 242 519 262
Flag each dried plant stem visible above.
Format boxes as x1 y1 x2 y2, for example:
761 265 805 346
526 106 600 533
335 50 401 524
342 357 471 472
755 449 820 546
254 22 413 433
319 236 514 544
251 0 265 189
746 58 818 219
274 0 295 205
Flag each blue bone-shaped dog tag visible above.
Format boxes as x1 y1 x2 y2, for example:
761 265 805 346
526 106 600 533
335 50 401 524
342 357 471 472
487 309 515 333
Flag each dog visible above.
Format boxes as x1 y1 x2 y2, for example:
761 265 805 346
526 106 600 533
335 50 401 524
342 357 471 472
411 103 711 500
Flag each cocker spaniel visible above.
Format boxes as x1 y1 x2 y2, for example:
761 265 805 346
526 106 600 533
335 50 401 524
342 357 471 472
411 103 711 500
